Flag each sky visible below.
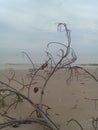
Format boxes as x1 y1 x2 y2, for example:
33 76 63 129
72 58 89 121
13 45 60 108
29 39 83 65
0 0 98 64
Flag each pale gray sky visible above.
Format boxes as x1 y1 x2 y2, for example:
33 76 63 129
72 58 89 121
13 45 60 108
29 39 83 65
0 0 98 63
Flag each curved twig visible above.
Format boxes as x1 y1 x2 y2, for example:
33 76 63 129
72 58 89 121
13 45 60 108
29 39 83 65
71 66 98 82
67 118 83 130
22 51 35 69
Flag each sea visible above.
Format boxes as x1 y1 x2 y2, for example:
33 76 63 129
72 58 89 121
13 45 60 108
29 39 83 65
0 48 98 70
0 48 42 70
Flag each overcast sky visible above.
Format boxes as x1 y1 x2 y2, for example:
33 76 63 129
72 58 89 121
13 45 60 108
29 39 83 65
0 0 98 63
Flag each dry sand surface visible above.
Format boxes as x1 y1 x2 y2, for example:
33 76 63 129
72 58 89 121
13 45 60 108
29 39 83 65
0 67 98 130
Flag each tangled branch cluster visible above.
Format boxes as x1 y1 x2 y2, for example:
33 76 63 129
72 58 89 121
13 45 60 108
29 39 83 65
0 23 97 130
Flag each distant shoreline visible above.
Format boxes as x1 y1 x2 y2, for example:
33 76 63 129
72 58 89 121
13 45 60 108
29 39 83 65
0 62 98 70
80 63 98 66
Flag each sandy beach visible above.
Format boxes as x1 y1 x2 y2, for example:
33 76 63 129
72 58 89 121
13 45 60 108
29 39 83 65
0 67 98 130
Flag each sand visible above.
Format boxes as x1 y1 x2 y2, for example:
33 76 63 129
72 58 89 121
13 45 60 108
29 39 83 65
0 67 98 130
